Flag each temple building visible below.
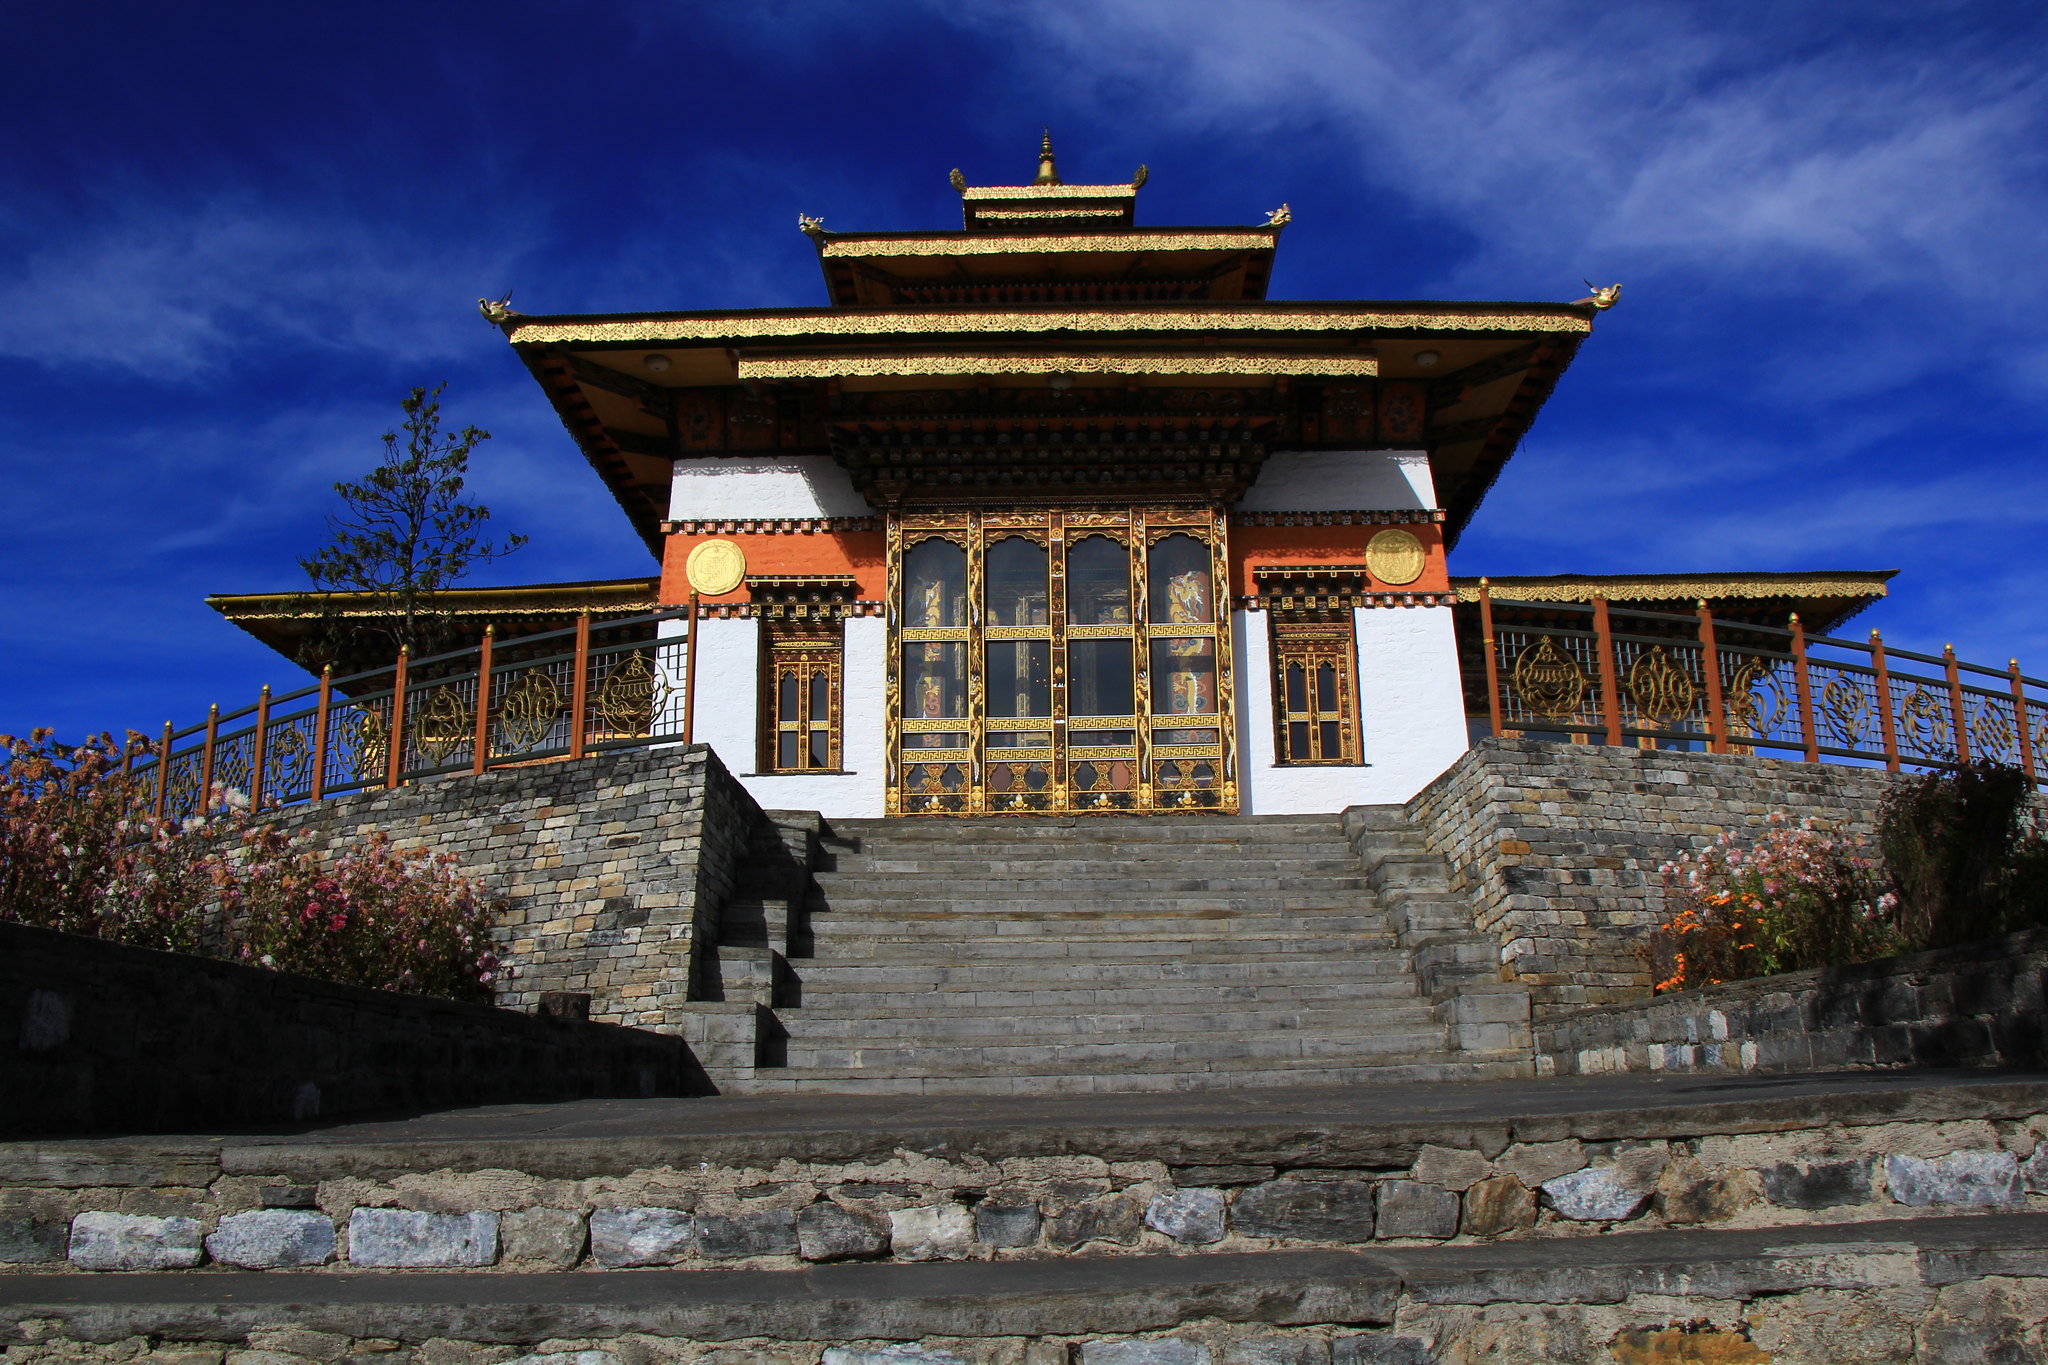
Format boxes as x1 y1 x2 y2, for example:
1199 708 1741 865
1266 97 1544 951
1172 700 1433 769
213 141 1892 818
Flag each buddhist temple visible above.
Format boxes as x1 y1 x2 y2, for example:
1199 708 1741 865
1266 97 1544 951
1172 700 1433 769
212 139 1894 818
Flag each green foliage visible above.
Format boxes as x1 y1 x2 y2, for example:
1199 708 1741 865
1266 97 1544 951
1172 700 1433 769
1879 761 2048 948
299 383 526 661
0 730 504 1001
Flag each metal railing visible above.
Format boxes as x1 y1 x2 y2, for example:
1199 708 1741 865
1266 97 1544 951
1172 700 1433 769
121 606 701 825
1472 587 2045 782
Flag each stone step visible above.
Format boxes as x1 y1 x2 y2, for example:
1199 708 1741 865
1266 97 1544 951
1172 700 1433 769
803 936 1403 961
781 979 1425 1011
802 911 1389 937
777 1026 1455 1072
822 863 1368 882
731 1052 1518 1094
787 956 1423 986
812 894 1383 914
780 1001 1441 1041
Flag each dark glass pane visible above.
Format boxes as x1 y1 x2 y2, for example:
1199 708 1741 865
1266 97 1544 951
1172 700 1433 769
809 727 829 769
1070 638 1133 716
1320 721 1342 759
1288 722 1309 759
1285 663 1307 713
1151 638 1217 716
1070 729 1135 747
904 538 966 627
986 537 1049 627
809 670 829 722
1316 662 1339 712
778 732 798 769
1147 534 1213 624
1067 536 1131 625
779 671 799 720
987 641 1050 719
903 642 965 717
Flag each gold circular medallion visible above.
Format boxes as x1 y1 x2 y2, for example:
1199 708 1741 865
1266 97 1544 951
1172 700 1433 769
684 538 747 596
1365 528 1427 586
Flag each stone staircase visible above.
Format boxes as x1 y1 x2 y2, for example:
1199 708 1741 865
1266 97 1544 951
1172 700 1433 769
709 811 1531 1095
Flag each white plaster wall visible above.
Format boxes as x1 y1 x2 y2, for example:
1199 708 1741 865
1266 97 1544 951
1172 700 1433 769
731 615 887 818
1237 450 1434 512
1235 603 1469 813
669 456 872 521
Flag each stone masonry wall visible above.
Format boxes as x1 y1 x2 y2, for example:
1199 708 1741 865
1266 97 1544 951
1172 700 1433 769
1405 738 1897 1015
259 746 770 1030
0 921 702 1138
1537 928 2048 1077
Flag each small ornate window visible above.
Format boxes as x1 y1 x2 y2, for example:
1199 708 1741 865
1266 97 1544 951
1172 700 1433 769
763 619 843 772
1270 617 1360 764
1253 565 1367 768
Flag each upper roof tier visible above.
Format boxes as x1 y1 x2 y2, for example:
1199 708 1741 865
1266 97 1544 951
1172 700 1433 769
807 135 1283 306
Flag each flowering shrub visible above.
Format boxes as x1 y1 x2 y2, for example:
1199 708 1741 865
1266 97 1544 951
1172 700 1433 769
1 728 504 1001
224 827 502 1002
1646 813 1902 992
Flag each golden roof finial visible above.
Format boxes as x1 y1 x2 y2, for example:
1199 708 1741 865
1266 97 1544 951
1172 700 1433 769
1034 129 1061 186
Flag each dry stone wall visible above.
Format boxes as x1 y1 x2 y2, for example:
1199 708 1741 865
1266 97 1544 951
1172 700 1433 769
1405 738 1898 1015
0 921 701 1138
1536 928 2048 1077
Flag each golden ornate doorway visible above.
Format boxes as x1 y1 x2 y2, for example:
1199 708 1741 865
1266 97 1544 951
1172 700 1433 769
886 508 1238 815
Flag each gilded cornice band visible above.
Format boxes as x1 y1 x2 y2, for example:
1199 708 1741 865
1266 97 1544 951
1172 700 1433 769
508 306 1594 347
960 184 1139 201
820 231 1276 258
1233 510 1443 526
663 516 882 536
735 350 1381 380
1452 576 1892 604
1240 592 1455 611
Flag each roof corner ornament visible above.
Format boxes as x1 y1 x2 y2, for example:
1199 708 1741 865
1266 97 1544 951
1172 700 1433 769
949 168 968 193
1577 280 1622 310
1263 203 1292 228
1132 164 1148 190
798 213 827 239
1034 129 1061 186
477 291 518 326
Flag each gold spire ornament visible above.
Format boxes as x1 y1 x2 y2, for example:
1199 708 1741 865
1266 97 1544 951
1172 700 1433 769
1034 130 1060 186
949 168 968 193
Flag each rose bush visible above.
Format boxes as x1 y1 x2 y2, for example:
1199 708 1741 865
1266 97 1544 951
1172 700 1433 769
1 728 503 1001
1647 812 1901 992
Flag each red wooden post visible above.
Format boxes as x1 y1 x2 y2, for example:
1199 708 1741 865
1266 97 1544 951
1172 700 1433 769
683 594 701 745
385 647 410 790
250 685 272 808
472 625 495 776
1591 595 1624 745
2012 660 2038 786
1478 578 1505 738
310 666 332 802
1943 644 1972 765
1870 629 1900 772
1696 600 1728 754
1789 615 1819 763
568 613 592 760
153 721 173 824
197 704 221 814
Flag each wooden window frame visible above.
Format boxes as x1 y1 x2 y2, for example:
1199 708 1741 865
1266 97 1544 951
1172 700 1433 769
762 619 844 773
1269 613 1361 766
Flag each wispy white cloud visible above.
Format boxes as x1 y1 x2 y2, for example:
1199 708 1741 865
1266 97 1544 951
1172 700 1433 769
0 192 542 380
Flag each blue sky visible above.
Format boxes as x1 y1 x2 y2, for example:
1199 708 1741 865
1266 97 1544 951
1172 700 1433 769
4 1 2046 741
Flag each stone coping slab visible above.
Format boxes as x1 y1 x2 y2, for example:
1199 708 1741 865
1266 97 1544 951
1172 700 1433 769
4 1212 2045 1345
9 1069 2048 1180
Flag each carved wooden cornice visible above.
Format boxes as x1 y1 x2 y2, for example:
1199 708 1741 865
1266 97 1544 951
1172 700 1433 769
1451 573 1893 605
1232 509 1443 526
738 350 1379 381
662 517 880 536
819 230 1278 258
745 574 868 621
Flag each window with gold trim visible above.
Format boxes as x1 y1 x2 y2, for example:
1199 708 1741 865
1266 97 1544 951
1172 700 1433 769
1270 616 1359 764
763 620 843 772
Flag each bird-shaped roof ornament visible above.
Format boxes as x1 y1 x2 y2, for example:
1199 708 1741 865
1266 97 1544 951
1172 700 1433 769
798 214 827 239
1264 203 1292 228
1577 280 1623 310
478 291 518 326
